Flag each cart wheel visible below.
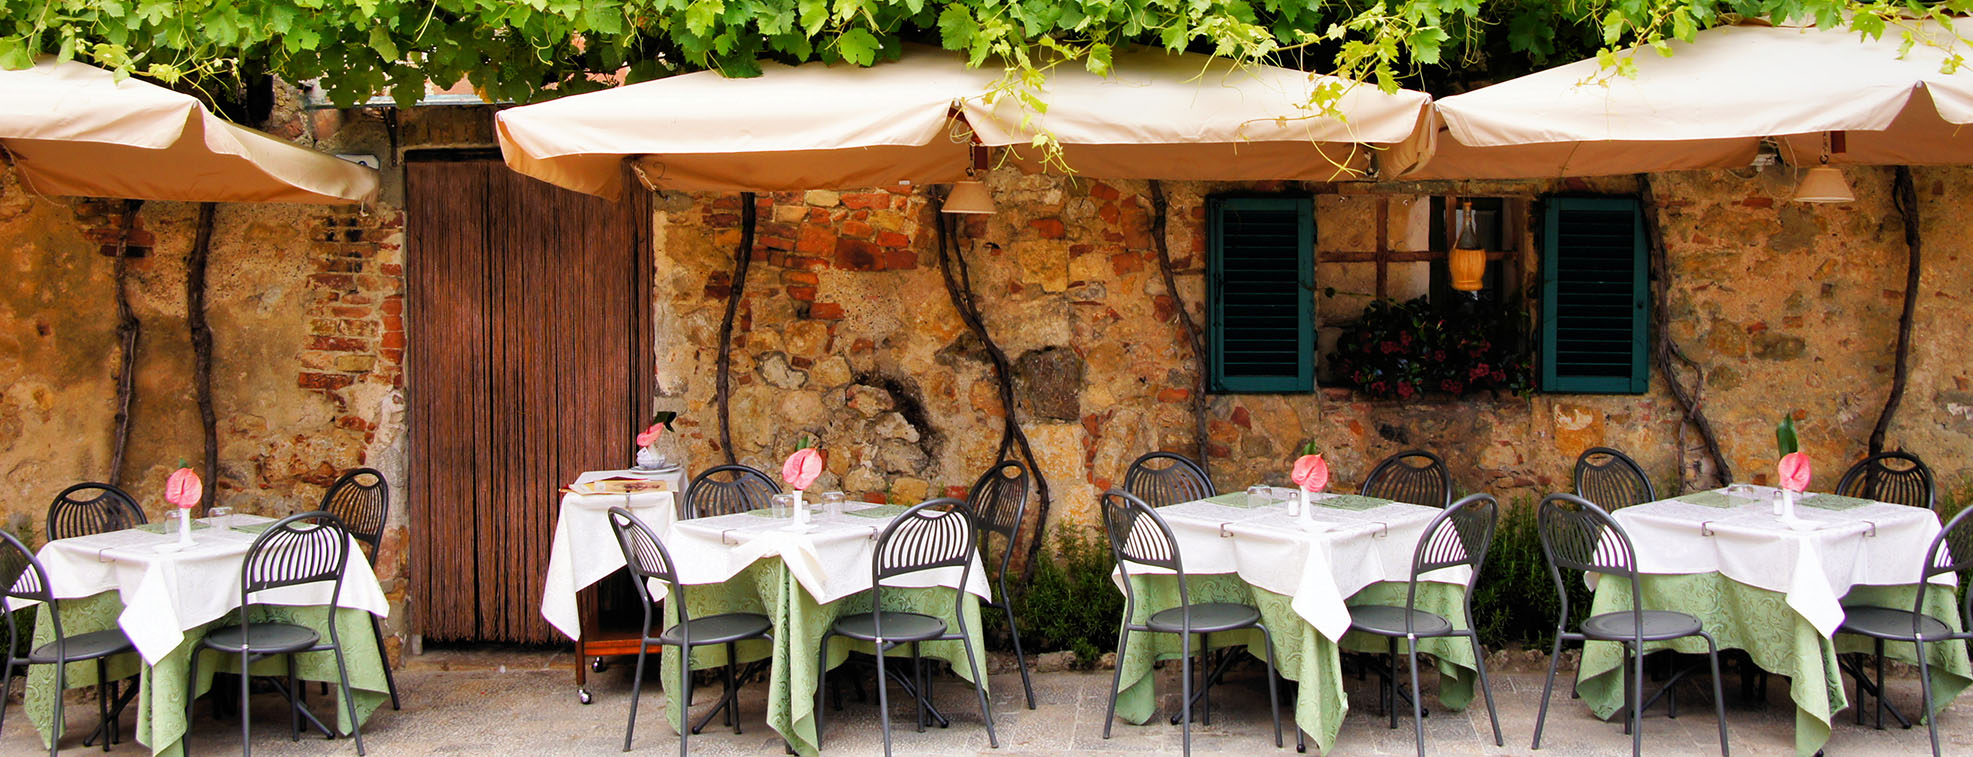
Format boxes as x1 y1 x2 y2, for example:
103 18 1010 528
591 658 609 673
578 688 594 705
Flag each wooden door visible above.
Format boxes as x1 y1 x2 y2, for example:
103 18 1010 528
406 155 651 643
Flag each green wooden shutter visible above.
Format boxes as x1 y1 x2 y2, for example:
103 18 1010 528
1207 196 1314 393
1541 197 1649 393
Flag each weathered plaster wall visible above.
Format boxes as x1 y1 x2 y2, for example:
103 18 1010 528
653 165 1973 539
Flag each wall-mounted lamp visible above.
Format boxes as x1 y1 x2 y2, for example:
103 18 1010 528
1793 132 1854 204
1448 200 1486 292
941 144 996 214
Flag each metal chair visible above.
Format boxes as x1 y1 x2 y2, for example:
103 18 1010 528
1347 493 1505 757
1532 493 1728 757
0 529 139 757
683 464 781 519
815 498 997 757
318 468 398 710
185 512 366 756
1123 452 1214 508
606 507 771 755
1835 451 1935 512
1834 504 1973 757
47 483 147 541
1361 450 1453 508
1573 447 1657 510
1099 490 1281 757
965 460 1036 709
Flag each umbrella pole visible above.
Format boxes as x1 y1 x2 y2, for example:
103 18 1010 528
1868 166 1920 454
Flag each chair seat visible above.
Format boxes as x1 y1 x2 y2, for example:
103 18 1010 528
1146 602 1262 634
26 628 135 663
1839 605 1957 641
201 622 319 655
1581 610 1703 642
657 612 773 646
1348 604 1455 637
831 611 946 642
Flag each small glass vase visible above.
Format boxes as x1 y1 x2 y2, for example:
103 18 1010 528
632 433 686 472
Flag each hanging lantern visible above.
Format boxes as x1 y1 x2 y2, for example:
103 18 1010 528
1448 201 1487 292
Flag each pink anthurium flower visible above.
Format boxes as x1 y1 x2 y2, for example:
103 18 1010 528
165 467 202 509
634 423 663 448
1778 452 1812 493
1291 454 1329 493
783 448 824 491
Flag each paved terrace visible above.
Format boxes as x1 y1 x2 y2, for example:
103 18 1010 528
5 649 1966 755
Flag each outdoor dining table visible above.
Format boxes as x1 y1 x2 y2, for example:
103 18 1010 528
1113 490 1480 753
652 502 991 757
16 513 392 756
1576 486 1973 757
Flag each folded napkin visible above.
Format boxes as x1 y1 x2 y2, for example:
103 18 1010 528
136 521 210 534
1798 493 1872 511
1202 493 1269 509
847 505 910 519
1675 491 1741 508
1316 494 1388 511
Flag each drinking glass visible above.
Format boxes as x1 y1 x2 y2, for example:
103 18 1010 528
1244 485 1271 506
209 506 234 530
821 491 848 517
770 493 795 519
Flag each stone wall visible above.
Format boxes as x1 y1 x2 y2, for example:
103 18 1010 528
653 166 1973 542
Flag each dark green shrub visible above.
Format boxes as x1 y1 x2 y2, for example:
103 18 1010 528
1471 497 1588 651
1009 527 1123 667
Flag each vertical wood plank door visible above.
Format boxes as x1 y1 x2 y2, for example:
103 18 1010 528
407 156 651 644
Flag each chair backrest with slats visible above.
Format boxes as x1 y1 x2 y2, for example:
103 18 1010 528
869 499 977 640
1573 447 1656 510
606 506 689 626
966 461 1030 584
320 468 389 557
233 512 351 651
684 464 781 519
1361 449 1453 507
1836 451 1935 512
1100 489 1194 625
47 483 147 541
0 529 66 660
1401 493 1498 634
1916 505 1973 633
1537 493 1645 641
1122 452 1214 508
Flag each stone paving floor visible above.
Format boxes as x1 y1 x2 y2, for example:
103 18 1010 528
5 647 1969 755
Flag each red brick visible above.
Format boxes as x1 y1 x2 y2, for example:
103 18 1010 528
875 231 910 248
309 336 369 352
381 297 404 315
835 238 883 270
298 372 354 390
379 331 405 349
851 338 875 353
1157 387 1192 403
882 249 917 269
807 208 833 222
1230 406 1252 429
1110 252 1142 275
309 273 355 290
379 264 403 276
790 356 814 369
1029 218 1067 239
329 305 370 319
809 302 846 320
787 286 817 302
1742 196 1774 209
842 220 874 238
841 193 889 209
341 293 375 305
707 213 740 227
786 256 828 271
1098 202 1121 224
1090 182 1121 201
795 225 836 255
783 271 819 285
759 235 794 251
704 285 733 299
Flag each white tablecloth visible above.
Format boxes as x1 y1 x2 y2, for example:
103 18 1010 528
540 468 683 640
24 515 390 664
1611 488 1949 637
1136 493 1468 642
662 506 991 604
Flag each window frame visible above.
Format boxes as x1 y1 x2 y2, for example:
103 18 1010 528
1206 195 1316 394
1539 196 1651 394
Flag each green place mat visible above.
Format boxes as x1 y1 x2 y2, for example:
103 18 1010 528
846 504 909 519
1202 492 1269 509
1676 490 1741 508
1316 494 1388 511
135 521 210 534
233 521 276 534
745 508 783 518
1799 493 1872 511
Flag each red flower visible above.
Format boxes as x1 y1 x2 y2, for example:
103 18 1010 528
1396 382 1416 399
1491 369 1506 382
1380 341 1400 354
1441 379 1465 394
1371 381 1388 394
1470 365 1491 380
1399 332 1413 346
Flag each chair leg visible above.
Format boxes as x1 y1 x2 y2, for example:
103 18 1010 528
1407 642 1426 757
1876 639 1890 730
240 649 253 757
1387 636 1401 729
329 643 366 756
622 640 647 751
1700 633 1728 757
1630 642 1645 757
368 614 398 711
678 644 694 757
288 654 302 742
1916 639 1940 757
184 650 201 757
95 659 110 752
726 641 742 735
814 633 832 751
1179 631 1193 757
0 657 16 739
959 625 999 748
1102 627 1131 740
1198 633 1212 726
913 642 927 734
875 641 894 757
50 656 65 757
1256 624 1284 748
1003 599 1036 709
1468 634 1503 747
1531 633 1565 750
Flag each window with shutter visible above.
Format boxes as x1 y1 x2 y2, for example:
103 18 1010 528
1540 197 1649 394
1207 196 1314 393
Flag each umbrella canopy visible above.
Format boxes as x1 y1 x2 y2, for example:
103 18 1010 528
0 58 379 204
495 47 1434 198
1407 21 1973 180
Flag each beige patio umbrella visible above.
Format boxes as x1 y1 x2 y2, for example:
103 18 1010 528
1405 20 1973 180
495 46 1434 198
0 57 379 203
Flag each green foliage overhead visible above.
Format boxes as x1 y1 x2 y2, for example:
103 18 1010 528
2 0 1969 110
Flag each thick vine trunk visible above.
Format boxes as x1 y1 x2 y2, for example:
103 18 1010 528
189 203 219 513
108 200 143 486
1637 176 1733 488
933 201 1052 590
1148 181 1210 466
1869 166 1920 455
714 192 757 465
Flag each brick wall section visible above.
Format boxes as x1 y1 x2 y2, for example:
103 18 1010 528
297 208 406 438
